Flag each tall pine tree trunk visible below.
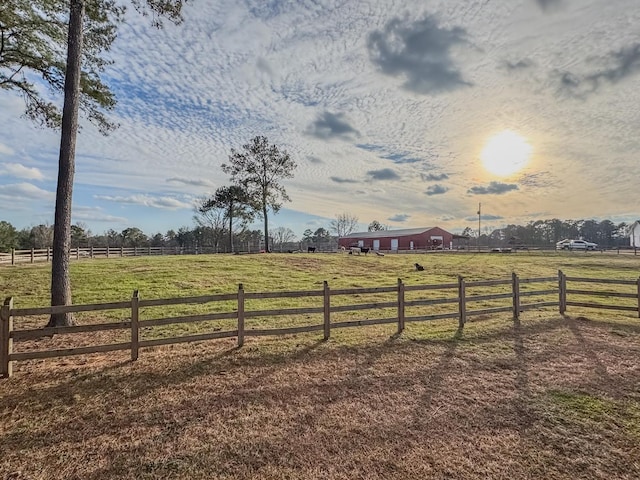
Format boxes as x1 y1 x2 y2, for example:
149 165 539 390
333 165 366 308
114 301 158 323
228 209 233 253
48 0 84 327
263 201 269 252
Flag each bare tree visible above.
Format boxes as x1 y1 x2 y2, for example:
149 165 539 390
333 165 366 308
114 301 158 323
367 220 388 231
271 227 296 252
330 213 359 238
194 196 226 252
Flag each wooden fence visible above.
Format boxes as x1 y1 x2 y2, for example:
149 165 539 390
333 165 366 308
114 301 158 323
0 246 212 265
1 270 639 377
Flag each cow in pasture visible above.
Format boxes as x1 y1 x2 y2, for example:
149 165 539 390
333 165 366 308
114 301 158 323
349 247 362 255
360 247 370 255
307 246 316 253
415 263 425 271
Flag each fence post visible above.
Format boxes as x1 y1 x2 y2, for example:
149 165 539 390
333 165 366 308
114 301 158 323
558 270 566 314
46 247 50 262
76 247 79 260
131 290 140 361
106 246 110 258
323 281 331 340
458 275 466 328
120 246 123 257
1 297 14 378
512 272 520 321
11 248 14 265
397 278 405 333
90 246 94 258
637 277 640 319
134 246 137 256
237 284 245 347
30 248 34 263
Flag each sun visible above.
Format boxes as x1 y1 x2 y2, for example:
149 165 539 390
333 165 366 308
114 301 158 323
480 130 532 176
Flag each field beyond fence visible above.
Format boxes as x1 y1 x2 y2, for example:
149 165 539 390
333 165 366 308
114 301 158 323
2 270 638 378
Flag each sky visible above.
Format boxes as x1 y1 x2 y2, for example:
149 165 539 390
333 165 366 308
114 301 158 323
1 0 639 239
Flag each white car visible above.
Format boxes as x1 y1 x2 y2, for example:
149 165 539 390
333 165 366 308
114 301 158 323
555 239 572 250
566 239 598 251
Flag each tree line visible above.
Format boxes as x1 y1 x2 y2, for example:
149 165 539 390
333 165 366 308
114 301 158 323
463 218 633 248
2 216 633 255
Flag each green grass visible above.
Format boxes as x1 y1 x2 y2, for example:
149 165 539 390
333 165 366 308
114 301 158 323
2 250 638 303
1 251 638 337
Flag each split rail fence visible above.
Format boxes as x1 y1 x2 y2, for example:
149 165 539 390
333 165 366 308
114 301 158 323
0 246 207 265
2 270 639 377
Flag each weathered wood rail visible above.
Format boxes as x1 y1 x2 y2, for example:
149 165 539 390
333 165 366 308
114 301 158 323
0 246 207 265
1 270 639 377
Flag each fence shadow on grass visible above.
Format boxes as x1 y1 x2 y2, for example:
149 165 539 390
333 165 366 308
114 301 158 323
2 314 640 479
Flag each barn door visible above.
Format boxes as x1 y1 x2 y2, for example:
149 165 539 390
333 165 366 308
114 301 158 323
391 239 399 251
373 240 380 251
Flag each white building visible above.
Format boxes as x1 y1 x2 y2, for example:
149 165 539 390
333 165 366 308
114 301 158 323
629 221 640 247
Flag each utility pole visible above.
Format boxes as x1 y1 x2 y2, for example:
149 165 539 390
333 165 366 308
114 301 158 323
477 202 481 252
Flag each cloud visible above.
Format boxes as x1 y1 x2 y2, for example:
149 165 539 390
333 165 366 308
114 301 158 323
518 171 555 188
0 182 54 200
382 153 422 164
73 206 129 224
421 172 449 182
0 163 45 180
426 184 448 196
388 214 410 222
166 177 215 188
558 44 640 97
94 194 193 210
467 182 518 195
367 14 471 94
535 0 564 12
503 59 534 71
0 143 14 156
465 214 503 221
307 156 323 164
306 111 359 140
330 176 358 184
367 168 400 181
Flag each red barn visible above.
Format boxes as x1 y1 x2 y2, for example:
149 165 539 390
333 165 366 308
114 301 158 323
339 227 454 251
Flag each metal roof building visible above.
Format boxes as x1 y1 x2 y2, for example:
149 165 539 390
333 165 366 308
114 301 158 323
338 226 454 251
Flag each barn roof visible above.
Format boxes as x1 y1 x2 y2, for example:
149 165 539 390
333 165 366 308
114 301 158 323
341 227 438 239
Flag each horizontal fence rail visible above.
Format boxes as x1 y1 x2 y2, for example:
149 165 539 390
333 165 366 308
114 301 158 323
1 270 639 377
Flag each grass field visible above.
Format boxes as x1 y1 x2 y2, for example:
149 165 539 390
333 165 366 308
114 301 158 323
1 251 639 479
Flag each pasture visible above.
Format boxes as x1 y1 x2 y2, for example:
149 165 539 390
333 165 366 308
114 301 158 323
1 251 639 479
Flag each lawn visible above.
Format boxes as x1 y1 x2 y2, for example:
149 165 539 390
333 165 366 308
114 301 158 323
0 251 639 479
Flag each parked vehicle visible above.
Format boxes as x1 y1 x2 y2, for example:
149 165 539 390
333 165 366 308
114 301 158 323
556 239 572 250
565 239 598 251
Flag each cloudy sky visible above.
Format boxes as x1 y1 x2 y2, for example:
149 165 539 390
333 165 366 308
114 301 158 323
1 0 639 237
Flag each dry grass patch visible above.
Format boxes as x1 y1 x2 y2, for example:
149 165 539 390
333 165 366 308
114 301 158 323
1 313 639 479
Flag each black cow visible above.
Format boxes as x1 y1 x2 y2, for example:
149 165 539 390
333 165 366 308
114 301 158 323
307 246 316 253
360 247 370 255
415 263 425 271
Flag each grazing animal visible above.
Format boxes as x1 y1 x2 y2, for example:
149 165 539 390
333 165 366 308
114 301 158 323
360 247 370 255
349 246 362 255
307 246 316 253
375 251 385 256
415 263 424 271
340 246 346 252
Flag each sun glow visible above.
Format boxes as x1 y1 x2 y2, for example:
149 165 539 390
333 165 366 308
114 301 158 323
480 130 532 176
